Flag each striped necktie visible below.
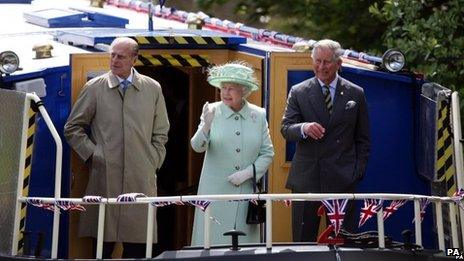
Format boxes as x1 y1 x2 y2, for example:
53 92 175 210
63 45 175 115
120 79 130 94
323 85 333 114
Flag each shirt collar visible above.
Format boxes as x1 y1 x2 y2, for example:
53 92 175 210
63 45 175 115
116 69 134 84
109 68 140 90
317 74 338 90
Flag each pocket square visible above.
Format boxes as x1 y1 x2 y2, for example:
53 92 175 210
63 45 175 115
345 100 356 110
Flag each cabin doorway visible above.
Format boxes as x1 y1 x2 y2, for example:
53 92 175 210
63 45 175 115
69 51 263 258
135 66 215 251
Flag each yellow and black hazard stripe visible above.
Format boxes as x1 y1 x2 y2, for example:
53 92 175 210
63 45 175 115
17 104 36 254
133 36 227 46
435 99 455 196
135 54 209 67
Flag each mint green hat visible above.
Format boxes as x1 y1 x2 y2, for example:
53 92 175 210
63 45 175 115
207 62 259 91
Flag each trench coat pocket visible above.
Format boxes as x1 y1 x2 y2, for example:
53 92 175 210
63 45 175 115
148 145 160 171
90 145 104 167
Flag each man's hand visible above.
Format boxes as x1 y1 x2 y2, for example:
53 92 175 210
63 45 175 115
227 168 253 186
201 102 215 135
303 122 325 140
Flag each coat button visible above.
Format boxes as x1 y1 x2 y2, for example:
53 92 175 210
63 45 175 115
234 116 239 120
236 148 241 153
336 139 340 143
235 166 240 170
235 131 240 136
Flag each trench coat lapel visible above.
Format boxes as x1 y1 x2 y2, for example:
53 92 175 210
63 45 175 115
307 78 330 127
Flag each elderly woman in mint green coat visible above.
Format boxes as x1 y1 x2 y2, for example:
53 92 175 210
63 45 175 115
190 62 274 246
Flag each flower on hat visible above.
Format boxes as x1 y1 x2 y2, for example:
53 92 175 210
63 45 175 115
207 61 259 91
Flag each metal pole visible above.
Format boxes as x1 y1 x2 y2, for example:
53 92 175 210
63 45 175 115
413 199 422 246
451 92 464 248
204 206 211 249
450 202 459 248
266 198 272 250
96 204 106 259
377 208 385 248
435 202 445 251
146 204 155 258
29 94 63 259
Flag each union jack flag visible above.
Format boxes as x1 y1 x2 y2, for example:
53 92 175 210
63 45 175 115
453 188 464 198
321 199 348 236
358 199 383 228
56 200 86 212
453 188 464 210
116 193 147 202
412 198 431 223
383 199 407 221
187 200 211 212
82 196 102 203
26 198 56 212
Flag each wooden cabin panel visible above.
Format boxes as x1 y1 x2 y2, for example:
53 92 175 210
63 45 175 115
268 52 313 242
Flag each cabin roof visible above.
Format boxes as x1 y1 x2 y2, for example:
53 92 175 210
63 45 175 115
0 0 382 77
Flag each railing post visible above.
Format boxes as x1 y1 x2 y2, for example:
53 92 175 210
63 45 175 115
146 204 155 258
413 199 422 246
266 198 272 250
377 208 385 248
435 201 445 251
96 204 106 259
449 202 459 248
204 205 211 250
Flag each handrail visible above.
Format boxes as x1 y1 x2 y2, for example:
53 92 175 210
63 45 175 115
16 94 63 259
18 192 463 259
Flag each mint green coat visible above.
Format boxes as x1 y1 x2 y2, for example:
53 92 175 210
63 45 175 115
190 101 274 246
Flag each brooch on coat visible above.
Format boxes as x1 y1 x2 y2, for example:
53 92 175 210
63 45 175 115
250 111 257 123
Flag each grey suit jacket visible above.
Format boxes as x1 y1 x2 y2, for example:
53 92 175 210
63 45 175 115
281 76 370 193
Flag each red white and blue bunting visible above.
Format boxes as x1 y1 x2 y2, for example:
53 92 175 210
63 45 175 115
116 193 147 202
412 198 431 223
82 196 102 203
186 200 211 212
321 199 348 236
358 199 383 228
26 198 56 212
383 200 407 221
55 200 86 212
452 188 464 210
25 191 448 225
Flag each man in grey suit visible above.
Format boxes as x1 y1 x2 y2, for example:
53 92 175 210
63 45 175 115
281 39 370 242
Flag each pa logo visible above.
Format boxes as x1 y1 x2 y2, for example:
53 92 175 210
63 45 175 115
446 248 464 259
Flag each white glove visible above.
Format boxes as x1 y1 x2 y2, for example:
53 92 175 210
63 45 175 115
201 102 215 135
227 167 253 186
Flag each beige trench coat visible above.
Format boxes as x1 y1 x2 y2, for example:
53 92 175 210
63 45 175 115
64 69 169 243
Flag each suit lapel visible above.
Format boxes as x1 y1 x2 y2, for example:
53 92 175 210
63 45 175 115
328 78 348 128
307 78 330 127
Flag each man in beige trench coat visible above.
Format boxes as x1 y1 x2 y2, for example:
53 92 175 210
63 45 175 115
64 37 169 258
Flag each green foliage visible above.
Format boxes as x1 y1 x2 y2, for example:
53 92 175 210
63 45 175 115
196 0 464 124
370 0 464 92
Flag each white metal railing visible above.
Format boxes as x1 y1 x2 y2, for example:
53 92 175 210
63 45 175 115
17 192 464 259
12 93 63 259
